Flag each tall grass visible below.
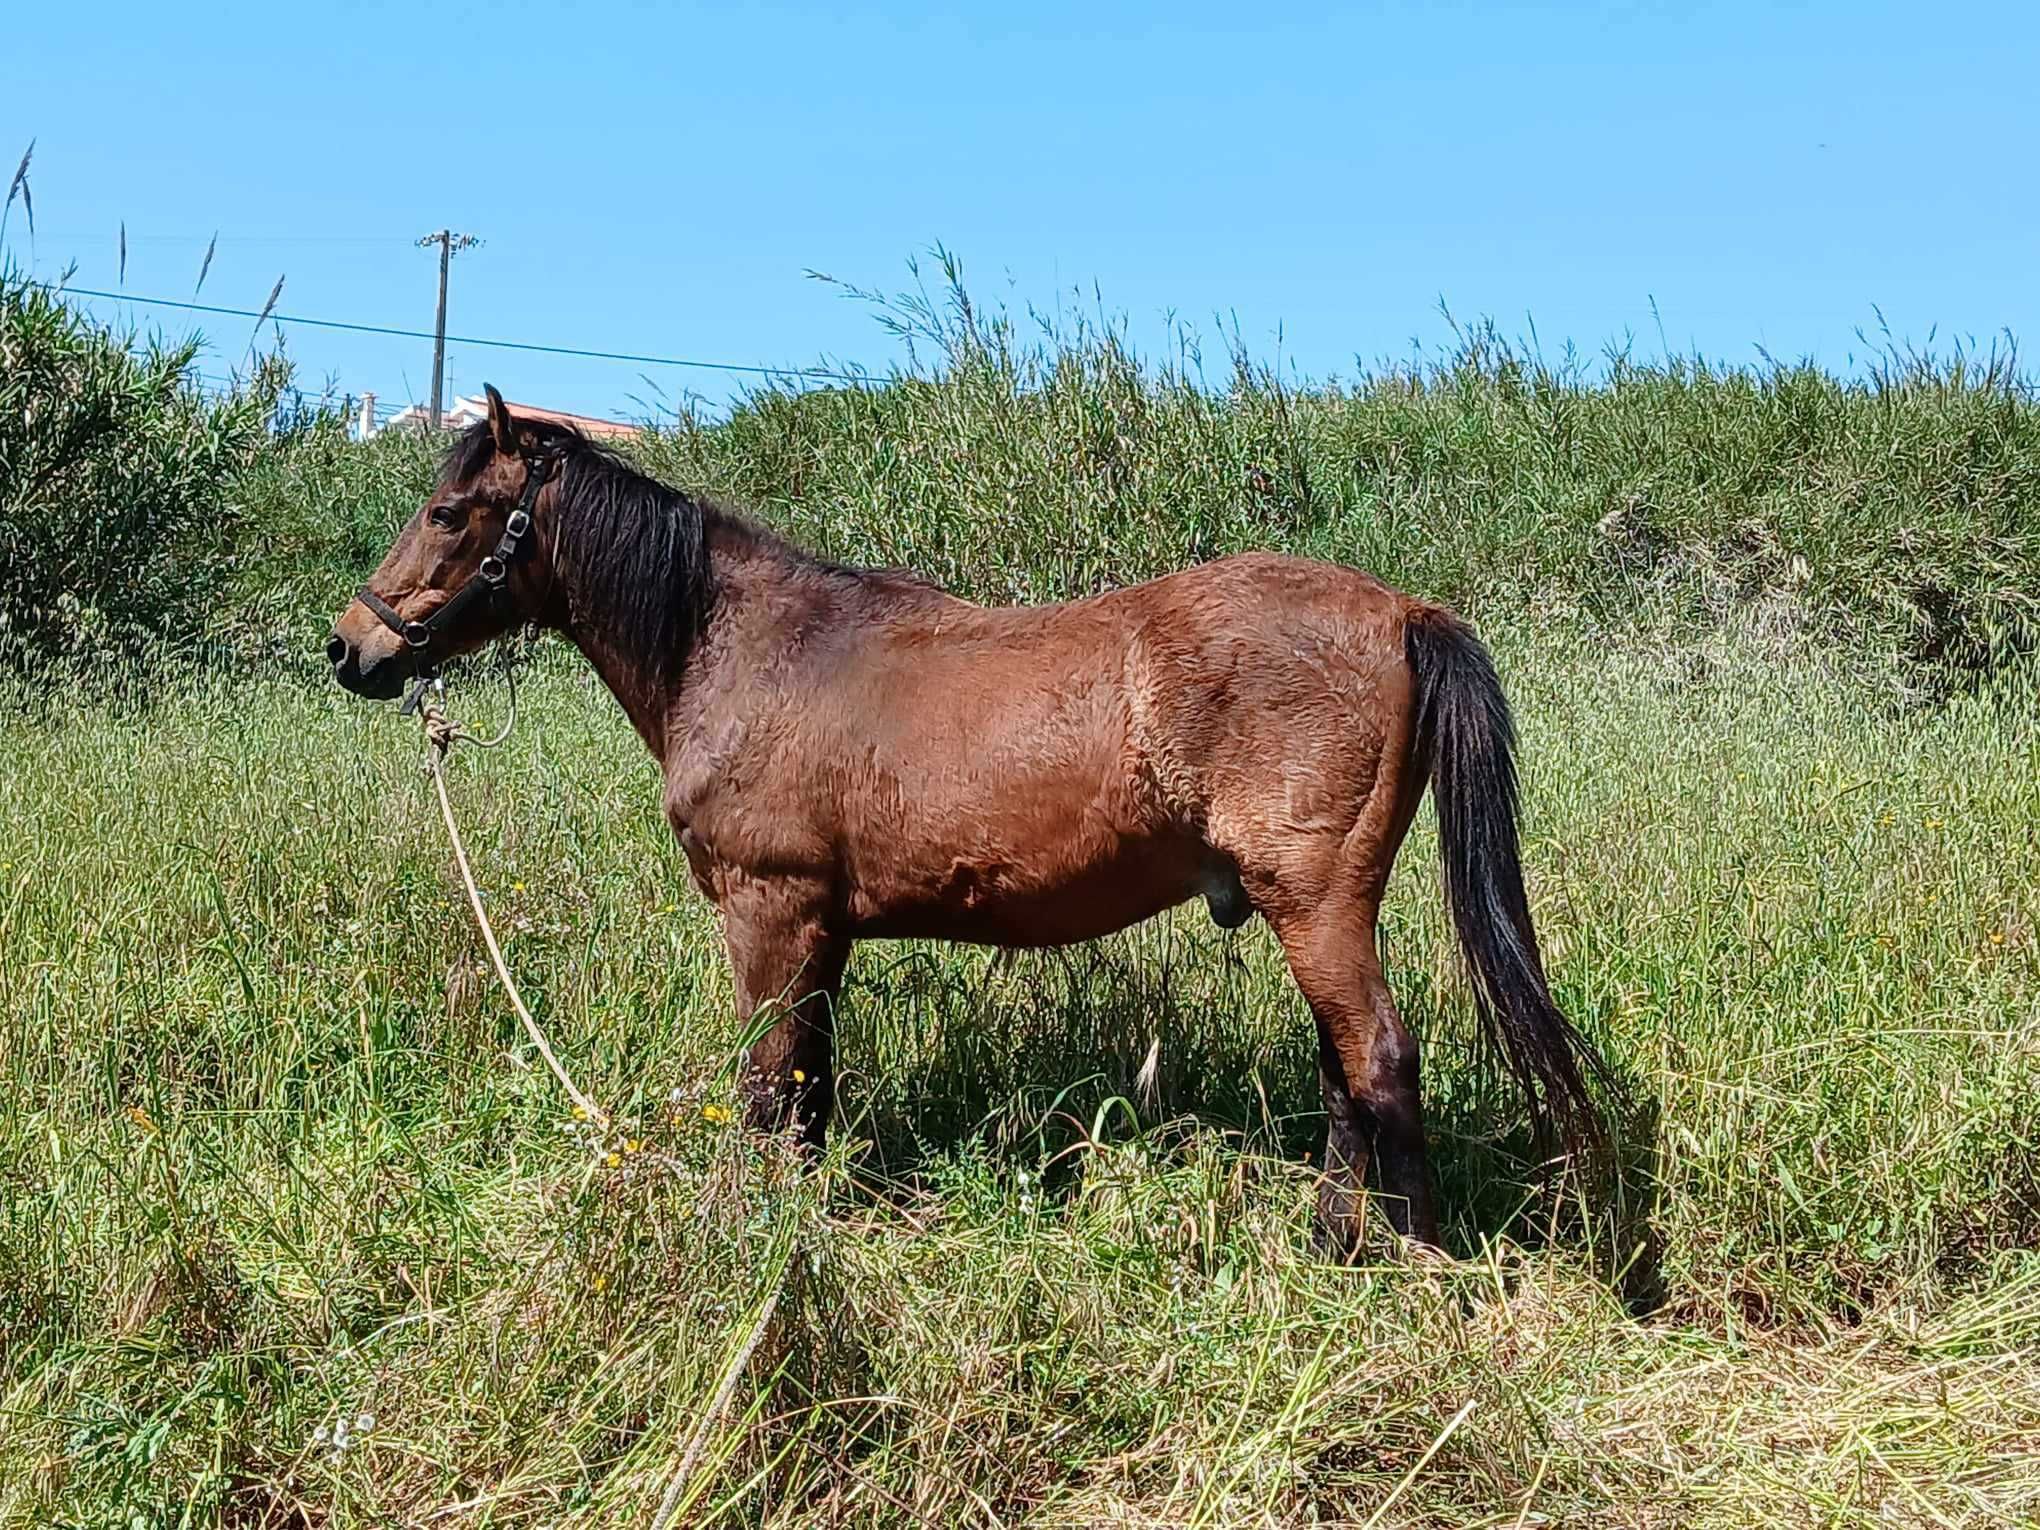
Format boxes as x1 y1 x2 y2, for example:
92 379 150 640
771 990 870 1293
204 265 2040 696
3 274 2038 1523
2 626 2035 1524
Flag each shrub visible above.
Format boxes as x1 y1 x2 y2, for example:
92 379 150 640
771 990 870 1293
11 263 2039 695
0 271 278 669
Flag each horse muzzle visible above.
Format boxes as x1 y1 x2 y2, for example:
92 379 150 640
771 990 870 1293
327 629 408 700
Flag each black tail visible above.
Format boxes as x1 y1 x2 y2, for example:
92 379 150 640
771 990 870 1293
1405 607 1609 1161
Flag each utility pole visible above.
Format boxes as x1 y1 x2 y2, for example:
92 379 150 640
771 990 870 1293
417 229 482 428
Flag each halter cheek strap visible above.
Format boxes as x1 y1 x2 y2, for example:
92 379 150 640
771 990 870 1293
354 446 560 666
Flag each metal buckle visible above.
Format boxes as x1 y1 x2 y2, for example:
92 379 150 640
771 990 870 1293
505 509 531 538
402 620 433 649
478 555 507 585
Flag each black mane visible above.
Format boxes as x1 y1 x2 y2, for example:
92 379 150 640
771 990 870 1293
443 419 955 676
444 421 713 673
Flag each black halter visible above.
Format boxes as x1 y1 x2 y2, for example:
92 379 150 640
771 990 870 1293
355 446 560 666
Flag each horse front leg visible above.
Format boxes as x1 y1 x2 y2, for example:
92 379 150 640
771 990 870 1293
721 882 850 1152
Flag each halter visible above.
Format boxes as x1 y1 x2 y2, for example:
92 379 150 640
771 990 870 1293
354 445 560 675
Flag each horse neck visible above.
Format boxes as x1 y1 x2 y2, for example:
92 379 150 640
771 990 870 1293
560 610 676 759
541 497 707 761
547 503 803 765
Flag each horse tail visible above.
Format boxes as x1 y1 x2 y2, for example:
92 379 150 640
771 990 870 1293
1404 605 1610 1160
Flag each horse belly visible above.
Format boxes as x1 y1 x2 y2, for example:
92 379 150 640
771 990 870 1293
846 829 1208 947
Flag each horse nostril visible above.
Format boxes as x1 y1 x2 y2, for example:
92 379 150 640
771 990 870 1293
326 633 349 667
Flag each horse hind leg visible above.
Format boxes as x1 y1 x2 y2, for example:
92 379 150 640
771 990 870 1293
1275 901 1440 1254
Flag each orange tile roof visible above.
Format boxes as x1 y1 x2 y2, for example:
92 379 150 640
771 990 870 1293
498 400 642 439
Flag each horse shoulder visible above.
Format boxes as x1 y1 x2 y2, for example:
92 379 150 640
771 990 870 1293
659 657 839 901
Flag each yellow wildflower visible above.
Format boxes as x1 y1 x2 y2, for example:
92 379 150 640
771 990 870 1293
792 1069 807 1084
702 1103 732 1125
605 1151 621 1167
127 1105 157 1134
626 1138 642 1153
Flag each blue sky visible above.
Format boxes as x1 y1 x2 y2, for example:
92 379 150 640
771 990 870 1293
3 1 2034 423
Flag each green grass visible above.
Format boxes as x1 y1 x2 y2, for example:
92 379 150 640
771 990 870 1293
3 621 2035 1526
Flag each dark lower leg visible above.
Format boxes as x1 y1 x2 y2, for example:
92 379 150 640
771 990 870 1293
725 908 848 1151
1315 1019 1370 1259
1281 908 1440 1252
1360 1012 1439 1245
742 990 840 1148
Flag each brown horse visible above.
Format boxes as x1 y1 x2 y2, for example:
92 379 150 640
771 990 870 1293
328 385 1606 1252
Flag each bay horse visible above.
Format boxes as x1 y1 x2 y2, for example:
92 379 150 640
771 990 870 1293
328 385 1606 1252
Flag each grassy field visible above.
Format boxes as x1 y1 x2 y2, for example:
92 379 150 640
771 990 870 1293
3 620 2036 1526
4 272 2040 1524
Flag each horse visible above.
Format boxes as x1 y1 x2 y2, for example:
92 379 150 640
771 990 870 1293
328 384 1607 1253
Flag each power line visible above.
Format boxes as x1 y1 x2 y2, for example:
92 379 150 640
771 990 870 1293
42 231 418 245
37 281 876 383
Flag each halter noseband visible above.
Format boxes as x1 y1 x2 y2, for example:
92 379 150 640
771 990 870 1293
355 445 561 666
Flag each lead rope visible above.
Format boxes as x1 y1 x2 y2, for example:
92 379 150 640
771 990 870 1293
417 665 608 1128
421 659 791 1525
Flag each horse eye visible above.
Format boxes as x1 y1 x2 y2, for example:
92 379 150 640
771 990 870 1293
428 504 461 530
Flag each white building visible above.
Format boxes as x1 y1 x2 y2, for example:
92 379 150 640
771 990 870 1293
365 393 642 441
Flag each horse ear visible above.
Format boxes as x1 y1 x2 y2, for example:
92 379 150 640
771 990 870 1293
484 384 518 454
